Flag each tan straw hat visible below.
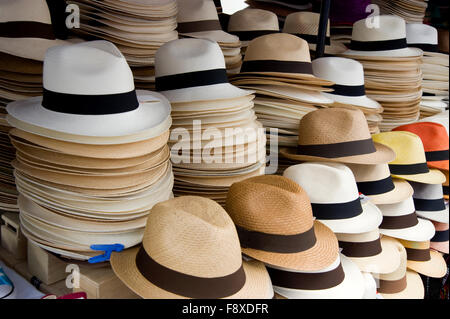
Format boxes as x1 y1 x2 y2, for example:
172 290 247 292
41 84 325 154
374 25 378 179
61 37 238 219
111 196 274 299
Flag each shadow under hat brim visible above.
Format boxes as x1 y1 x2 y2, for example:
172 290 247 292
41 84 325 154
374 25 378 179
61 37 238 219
342 47 423 58
379 270 424 299
322 92 382 110
367 179 414 205
416 206 449 224
110 247 274 299
406 250 447 278
280 142 396 165
392 168 447 185
379 218 435 242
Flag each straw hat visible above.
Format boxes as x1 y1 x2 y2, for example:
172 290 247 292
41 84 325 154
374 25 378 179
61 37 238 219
283 163 383 234
430 220 449 254
406 23 447 58
372 131 447 184
409 181 449 224
398 239 447 278
347 163 413 205
372 237 424 299
6 41 171 144
343 15 422 58
377 196 435 242
312 57 381 110
0 0 76 61
280 108 395 164
393 122 449 172
226 175 339 271
155 38 250 103
335 230 401 274
111 196 274 299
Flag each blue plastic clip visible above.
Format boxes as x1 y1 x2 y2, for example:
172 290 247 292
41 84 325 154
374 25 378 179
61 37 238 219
88 244 124 264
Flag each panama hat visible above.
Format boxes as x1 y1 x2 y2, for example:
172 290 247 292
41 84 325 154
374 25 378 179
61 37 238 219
0 0 78 61
312 57 382 110
280 108 395 164
155 38 250 103
347 163 413 205
372 237 424 299
6 41 171 143
430 220 449 254
283 163 383 234
377 196 435 242
398 239 447 278
343 15 422 58
228 9 279 46
393 122 449 172
226 175 339 271
406 23 448 58
372 131 447 185
420 111 449 134
409 181 449 224
111 196 274 299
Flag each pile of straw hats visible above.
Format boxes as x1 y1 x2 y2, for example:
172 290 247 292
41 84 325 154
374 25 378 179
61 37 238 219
177 0 243 75
406 23 449 118
6 41 173 260
372 0 429 23
341 15 424 132
68 0 178 90
155 38 266 207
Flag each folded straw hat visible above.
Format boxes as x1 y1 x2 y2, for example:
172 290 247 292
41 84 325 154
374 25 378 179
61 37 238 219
6 41 171 143
377 196 435 242
343 15 422 58
312 57 381 110
111 196 274 299
409 181 449 224
372 131 447 184
393 122 449 172
347 163 413 205
283 162 383 234
430 220 449 254
226 175 339 271
372 237 424 299
155 38 250 103
398 239 447 278
280 108 395 164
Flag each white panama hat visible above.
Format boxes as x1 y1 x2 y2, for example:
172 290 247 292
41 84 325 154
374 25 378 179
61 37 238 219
409 181 449 224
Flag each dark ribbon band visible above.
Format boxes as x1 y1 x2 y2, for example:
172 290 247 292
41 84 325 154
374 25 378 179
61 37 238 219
229 30 279 41
413 198 446 212
267 263 345 290
240 60 313 75
408 43 438 52
425 150 449 162
155 68 228 91
389 163 429 175
357 176 395 196
339 237 383 258
378 276 407 294
432 229 449 242
311 198 363 220
330 84 366 97
177 20 222 33
0 21 55 40
297 138 376 158
236 225 317 254
42 88 139 115
405 247 431 262
135 247 246 299
291 34 331 45
350 38 407 51
443 185 449 196
380 212 418 229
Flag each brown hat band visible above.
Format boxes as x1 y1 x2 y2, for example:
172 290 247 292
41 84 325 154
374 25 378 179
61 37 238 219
377 275 407 294
240 60 313 75
297 138 376 158
267 262 345 290
236 225 317 253
177 20 222 33
0 21 55 40
405 247 431 262
379 212 418 230
339 237 383 258
135 247 246 299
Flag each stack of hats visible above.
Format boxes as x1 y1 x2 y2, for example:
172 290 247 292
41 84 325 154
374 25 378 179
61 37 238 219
68 0 178 90
372 0 429 23
6 41 173 260
226 175 369 299
155 38 266 207
312 57 384 134
341 15 424 132
244 0 310 28
230 33 335 173
406 23 449 118
177 0 242 75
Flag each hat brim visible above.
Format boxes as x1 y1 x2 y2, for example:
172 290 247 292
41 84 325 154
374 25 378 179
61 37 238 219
406 250 447 278
342 47 423 58
367 179 414 205
322 92 382 110
179 30 240 45
110 247 274 299
379 270 424 299
416 205 449 224
379 218 435 242
430 241 449 254
280 142 396 165
392 168 447 185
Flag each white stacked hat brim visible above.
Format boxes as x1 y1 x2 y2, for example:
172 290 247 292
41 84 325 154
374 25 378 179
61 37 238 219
322 93 382 109
179 30 239 44
411 181 449 224
343 47 423 58
416 203 449 224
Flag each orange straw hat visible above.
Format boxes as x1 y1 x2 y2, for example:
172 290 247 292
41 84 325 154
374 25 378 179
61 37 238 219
393 122 449 172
